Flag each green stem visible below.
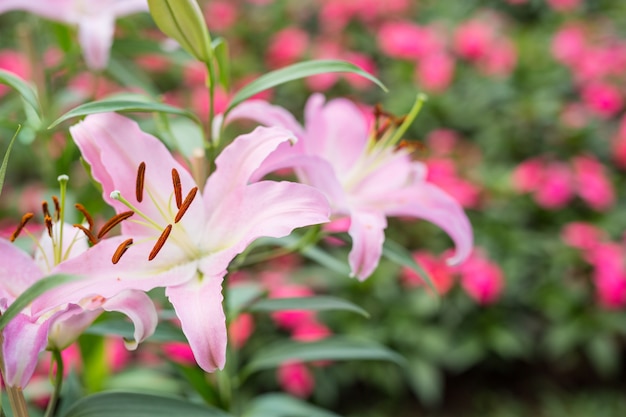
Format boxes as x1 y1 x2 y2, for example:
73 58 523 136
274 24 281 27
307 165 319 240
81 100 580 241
43 349 64 417
204 58 218 175
56 175 69 265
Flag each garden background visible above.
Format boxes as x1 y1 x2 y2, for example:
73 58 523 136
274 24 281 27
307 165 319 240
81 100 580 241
1 0 626 416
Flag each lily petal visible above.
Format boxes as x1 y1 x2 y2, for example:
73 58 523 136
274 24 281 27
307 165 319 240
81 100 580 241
0 239 42 301
347 211 388 280
70 113 205 240
31 237 197 315
100 289 158 350
0 0 76 21
202 180 330 277
165 273 227 372
383 182 473 266
203 126 299 212
2 313 57 388
303 94 369 176
226 99 305 138
77 16 115 70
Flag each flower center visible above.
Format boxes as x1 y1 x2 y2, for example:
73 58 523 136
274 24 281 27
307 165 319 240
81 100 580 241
105 162 201 264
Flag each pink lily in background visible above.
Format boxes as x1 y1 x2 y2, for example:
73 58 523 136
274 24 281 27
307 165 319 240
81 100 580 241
34 113 330 372
1 221 157 389
0 0 148 69
226 94 473 280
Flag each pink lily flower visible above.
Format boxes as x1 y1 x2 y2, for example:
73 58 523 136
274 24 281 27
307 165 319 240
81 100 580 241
34 113 330 372
1 222 157 389
226 94 473 280
0 0 148 69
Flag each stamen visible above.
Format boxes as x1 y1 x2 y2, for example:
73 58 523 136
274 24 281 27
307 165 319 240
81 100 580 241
73 224 98 245
52 196 61 221
75 203 94 232
41 201 51 219
10 212 34 242
149 224 172 261
174 187 198 223
136 162 146 203
112 238 133 264
44 215 53 238
97 211 135 239
172 169 182 209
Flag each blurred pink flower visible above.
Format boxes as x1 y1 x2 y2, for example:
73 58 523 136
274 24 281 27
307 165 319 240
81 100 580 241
270 285 316 330
266 27 309 69
426 129 459 156
426 159 481 208
204 1 237 32
402 251 455 295
454 20 494 61
480 39 517 76
417 52 455 93
572 155 615 210
0 50 30 95
533 162 574 209
378 21 441 60
546 0 582 12
457 251 504 305
162 342 196 366
595 274 626 309
552 25 587 65
344 52 378 90
559 102 590 129
512 158 545 193
292 321 332 342
229 313 254 349
278 362 314 398
561 222 605 251
581 82 623 119
105 338 131 372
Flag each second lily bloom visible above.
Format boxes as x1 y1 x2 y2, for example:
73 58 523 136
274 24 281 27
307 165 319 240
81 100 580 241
227 94 473 280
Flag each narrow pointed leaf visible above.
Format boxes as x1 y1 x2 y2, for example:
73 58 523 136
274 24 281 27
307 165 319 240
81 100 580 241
0 69 41 118
48 99 200 128
0 125 20 197
383 239 436 293
244 393 343 417
85 318 186 343
247 296 369 318
212 37 230 90
243 337 406 376
148 0 212 62
0 274 80 332
63 391 234 417
226 59 387 113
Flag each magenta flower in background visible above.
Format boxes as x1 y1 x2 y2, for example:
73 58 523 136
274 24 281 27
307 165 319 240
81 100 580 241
0 0 148 69
227 94 473 280
0 223 156 389
572 155 615 211
35 113 330 373
457 250 504 305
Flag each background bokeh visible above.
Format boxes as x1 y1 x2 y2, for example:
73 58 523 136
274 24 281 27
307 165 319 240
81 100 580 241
1 0 626 416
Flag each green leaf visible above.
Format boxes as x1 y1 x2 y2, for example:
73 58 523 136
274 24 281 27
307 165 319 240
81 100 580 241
243 393 342 417
0 69 42 119
226 59 387 113
227 283 264 316
0 125 20 197
62 391 234 417
383 239 437 293
407 358 443 407
243 337 406 377
148 0 212 62
0 274 80 332
85 318 186 343
212 37 230 90
247 296 369 318
48 99 201 128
